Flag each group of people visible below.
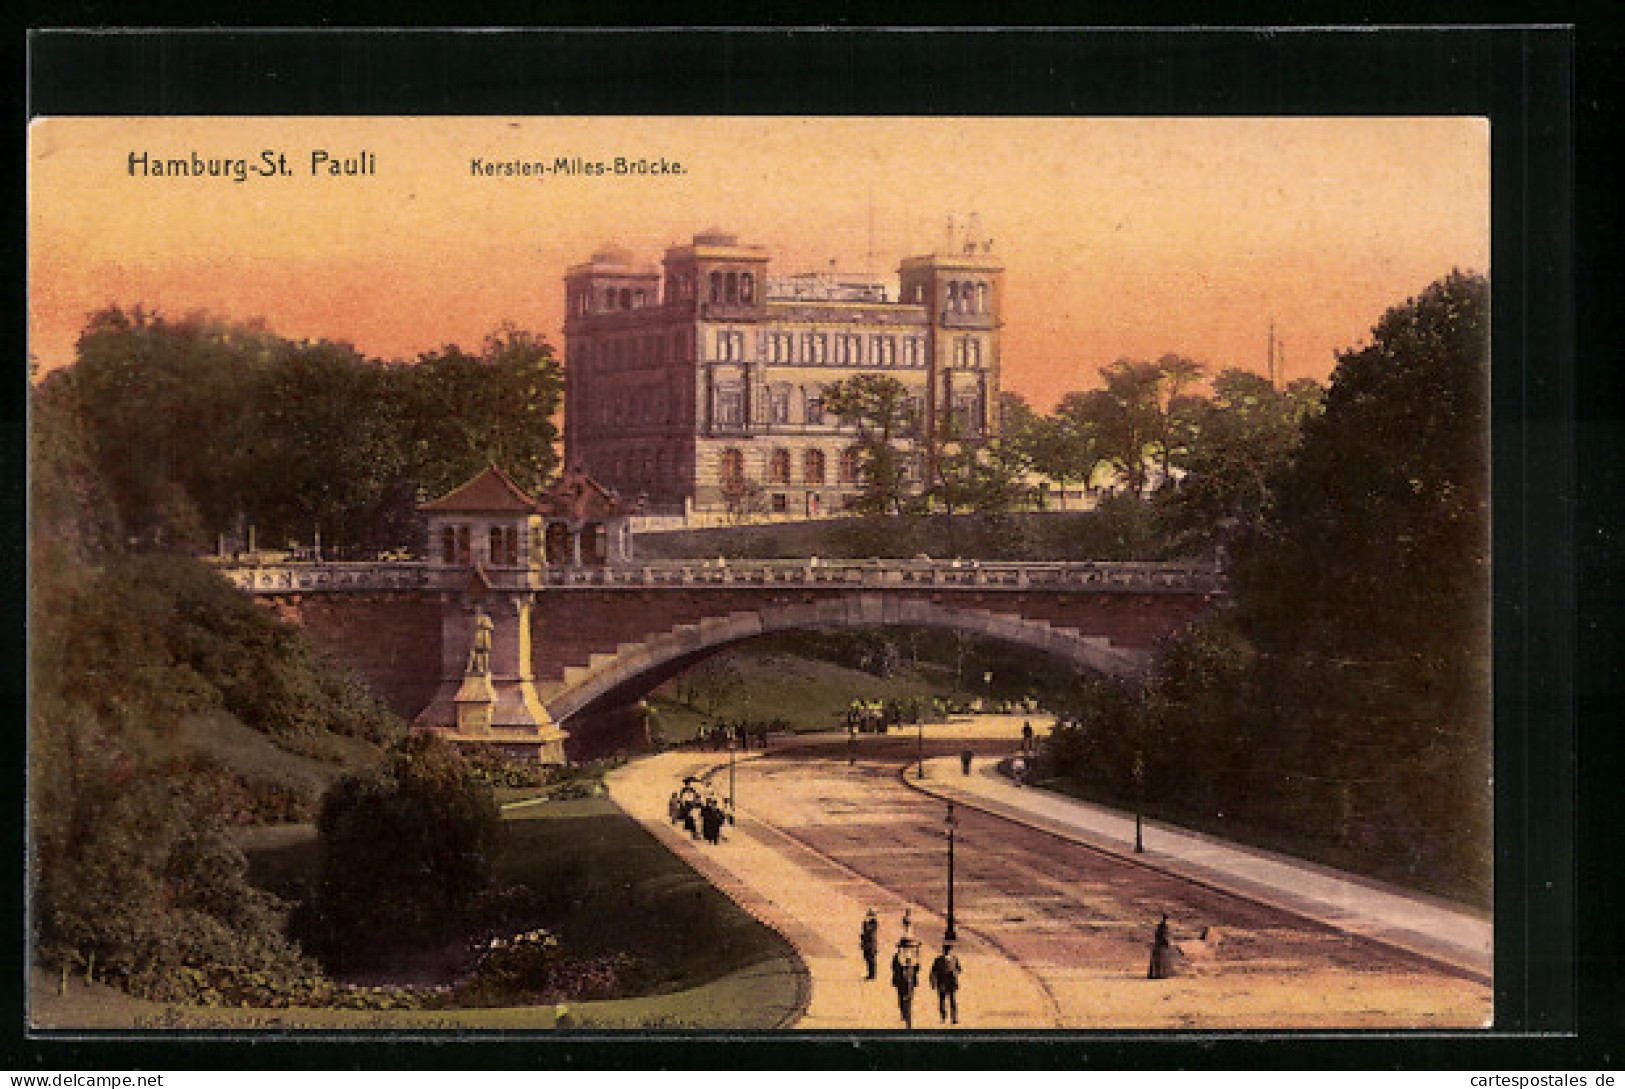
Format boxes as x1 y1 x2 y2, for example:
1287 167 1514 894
859 908 962 1028
856 907 1181 1028
668 778 731 845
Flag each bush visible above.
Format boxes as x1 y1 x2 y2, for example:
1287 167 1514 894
305 735 502 973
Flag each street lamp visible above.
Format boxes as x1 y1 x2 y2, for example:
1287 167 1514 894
728 725 737 820
944 802 959 941
1132 749 1145 853
916 715 925 779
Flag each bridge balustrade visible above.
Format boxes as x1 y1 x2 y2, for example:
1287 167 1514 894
214 556 1222 595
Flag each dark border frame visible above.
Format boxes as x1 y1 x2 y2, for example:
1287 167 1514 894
12 25 1585 1070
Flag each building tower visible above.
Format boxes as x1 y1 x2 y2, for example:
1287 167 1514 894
898 231 1004 463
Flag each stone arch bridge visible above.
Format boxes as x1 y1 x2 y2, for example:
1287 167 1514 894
218 557 1222 759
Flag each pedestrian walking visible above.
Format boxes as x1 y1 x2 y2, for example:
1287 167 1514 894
928 943 962 1025
891 938 921 1028
960 749 973 776
701 797 723 844
1147 912 1175 979
860 909 879 980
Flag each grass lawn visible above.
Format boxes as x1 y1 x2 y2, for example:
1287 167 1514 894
177 794 804 1032
650 649 966 742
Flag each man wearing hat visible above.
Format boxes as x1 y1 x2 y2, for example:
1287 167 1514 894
891 935 921 1028
928 942 963 1025
859 909 880 980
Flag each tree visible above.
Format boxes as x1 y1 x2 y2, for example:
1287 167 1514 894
244 339 405 549
1236 271 1489 662
1036 394 1110 507
309 734 502 971
1230 270 1491 899
1159 369 1323 549
397 327 564 500
823 374 919 515
1067 356 1207 497
928 426 1033 516
65 306 270 546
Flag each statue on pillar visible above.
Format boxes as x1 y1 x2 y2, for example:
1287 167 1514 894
467 612 494 676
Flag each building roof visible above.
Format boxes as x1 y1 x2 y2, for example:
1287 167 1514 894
537 464 626 522
420 465 540 514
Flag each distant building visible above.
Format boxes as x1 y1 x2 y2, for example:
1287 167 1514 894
562 228 1002 521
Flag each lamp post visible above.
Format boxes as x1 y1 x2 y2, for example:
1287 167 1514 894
1132 749 1145 854
916 715 925 779
728 725 737 818
944 802 958 941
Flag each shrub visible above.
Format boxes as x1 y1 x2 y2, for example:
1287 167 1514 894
305 735 502 972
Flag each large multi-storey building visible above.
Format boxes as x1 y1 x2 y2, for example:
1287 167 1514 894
562 228 1002 520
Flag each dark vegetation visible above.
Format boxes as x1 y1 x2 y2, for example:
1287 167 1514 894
46 306 560 553
26 307 563 1007
298 735 504 976
1035 273 1491 906
636 501 1175 563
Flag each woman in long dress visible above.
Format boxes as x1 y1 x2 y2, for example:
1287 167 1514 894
1147 913 1174 979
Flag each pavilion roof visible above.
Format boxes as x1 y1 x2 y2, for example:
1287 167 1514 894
420 465 541 514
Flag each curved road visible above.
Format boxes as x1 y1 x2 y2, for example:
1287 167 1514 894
607 727 1491 1030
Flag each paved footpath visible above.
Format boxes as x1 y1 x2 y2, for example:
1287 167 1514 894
605 748 1061 1029
605 722 1490 1029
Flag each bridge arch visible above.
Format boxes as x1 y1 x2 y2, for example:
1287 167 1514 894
543 593 1151 726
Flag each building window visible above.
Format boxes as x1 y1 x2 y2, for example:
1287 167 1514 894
976 283 989 313
804 448 827 484
769 387 791 424
839 447 862 484
771 492 788 513
717 329 746 362
804 333 827 364
715 387 744 427
490 526 518 566
721 448 746 486
805 393 825 425
741 272 755 303
456 525 471 566
710 271 723 303
441 526 456 565
834 334 863 365
872 335 896 366
966 337 982 368
769 448 791 483
763 331 793 363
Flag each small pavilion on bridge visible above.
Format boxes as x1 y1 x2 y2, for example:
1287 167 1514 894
420 463 633 572
414 464 635 764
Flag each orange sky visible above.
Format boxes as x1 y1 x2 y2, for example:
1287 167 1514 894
29 116 1488 411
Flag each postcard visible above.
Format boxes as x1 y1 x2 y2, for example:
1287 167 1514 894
27 113 1495 1036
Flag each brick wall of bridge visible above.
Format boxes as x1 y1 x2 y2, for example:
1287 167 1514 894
252 585 1215 723
264 594 444 721
527 588 1216 686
